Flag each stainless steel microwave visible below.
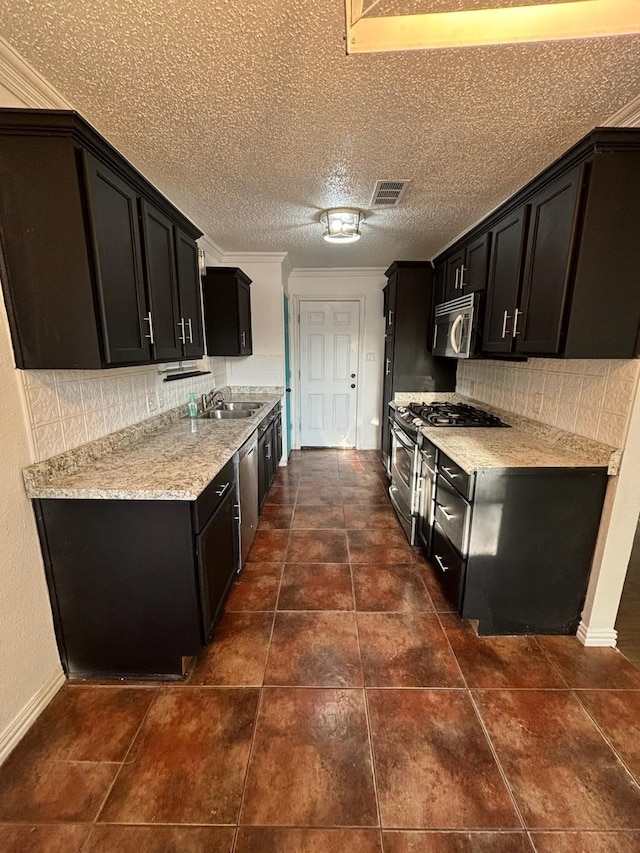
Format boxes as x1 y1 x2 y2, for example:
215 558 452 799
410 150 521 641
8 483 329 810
432 293 480 359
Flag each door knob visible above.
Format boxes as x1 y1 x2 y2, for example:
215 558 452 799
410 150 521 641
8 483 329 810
351 373 356 378
350 383 356 389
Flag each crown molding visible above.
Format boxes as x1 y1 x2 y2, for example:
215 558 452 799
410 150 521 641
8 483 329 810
222 251 289 266
605 93 640 128
289 266 387 279
0 36 72 109
197 234 225 264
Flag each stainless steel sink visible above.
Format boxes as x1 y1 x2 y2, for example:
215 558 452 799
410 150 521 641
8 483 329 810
221 401 262 411
200 409 253 420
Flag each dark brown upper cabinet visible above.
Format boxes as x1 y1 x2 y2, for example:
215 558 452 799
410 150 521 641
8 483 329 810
440 233 491 304
482 206 530 354
436 128 640 359
140 203 205 362
0 109 203 369
202 267 253 357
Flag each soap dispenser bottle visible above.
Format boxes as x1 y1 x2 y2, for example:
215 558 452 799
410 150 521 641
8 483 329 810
187 392 198 418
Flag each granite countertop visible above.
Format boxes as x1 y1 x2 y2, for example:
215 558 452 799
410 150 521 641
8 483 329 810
390 396 619 475
24 388 283 501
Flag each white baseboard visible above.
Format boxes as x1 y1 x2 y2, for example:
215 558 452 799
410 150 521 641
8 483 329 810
576 621 618 648
0 667 65 765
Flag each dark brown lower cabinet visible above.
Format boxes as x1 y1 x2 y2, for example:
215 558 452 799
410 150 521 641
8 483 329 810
34 459 238 679
258 405 282 511
423 459 608 635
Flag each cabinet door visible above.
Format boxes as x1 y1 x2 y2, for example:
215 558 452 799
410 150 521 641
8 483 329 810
140 201 183 361
274 412 283 466
381 335 395 463
84 154 150 364
433 262 446 307
196 485 238 642
258 432 269 510
515 166 583 355
444 249 465 302
175 227 204 359
482 206 529 354
461 232 490 294
237 280 253 355
384 275 397 334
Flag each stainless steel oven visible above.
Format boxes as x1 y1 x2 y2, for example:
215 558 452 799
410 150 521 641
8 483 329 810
389 422 420 544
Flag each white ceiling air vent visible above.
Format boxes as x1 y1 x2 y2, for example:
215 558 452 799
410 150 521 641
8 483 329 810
370 180 410 208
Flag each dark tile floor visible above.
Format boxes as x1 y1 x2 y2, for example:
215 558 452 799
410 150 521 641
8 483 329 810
2 449 640 852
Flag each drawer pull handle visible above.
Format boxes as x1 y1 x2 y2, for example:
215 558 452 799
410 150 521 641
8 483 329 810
440 507 454 520
178 317 186 344
442 466 458 478
215 481 231 498
434 554 449 573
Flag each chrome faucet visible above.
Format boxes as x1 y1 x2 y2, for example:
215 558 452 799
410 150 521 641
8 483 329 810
201 389 226 411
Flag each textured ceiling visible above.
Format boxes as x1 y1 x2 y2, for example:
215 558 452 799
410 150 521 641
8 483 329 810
0 1 639 268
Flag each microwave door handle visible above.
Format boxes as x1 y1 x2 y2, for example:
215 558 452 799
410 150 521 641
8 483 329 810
450 314 464 354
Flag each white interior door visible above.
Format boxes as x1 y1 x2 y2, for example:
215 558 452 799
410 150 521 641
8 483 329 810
299 300 360 447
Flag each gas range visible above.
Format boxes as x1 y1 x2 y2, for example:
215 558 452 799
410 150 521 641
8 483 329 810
394 401 510 437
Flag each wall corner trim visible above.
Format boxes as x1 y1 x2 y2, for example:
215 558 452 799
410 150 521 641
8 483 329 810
576 622 618 648
0 36 72 109
0 667 65 764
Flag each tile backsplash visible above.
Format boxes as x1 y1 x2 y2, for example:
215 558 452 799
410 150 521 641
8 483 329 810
457 358 640 448
22 356 227 461
226 354 284 388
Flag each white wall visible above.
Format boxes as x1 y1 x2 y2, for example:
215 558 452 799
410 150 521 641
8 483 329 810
220 253 288 391
288 268 386 450
0 78 65 758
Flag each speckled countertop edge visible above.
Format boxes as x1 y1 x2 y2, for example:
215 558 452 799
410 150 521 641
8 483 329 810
24 386 284 500
390 393 618 475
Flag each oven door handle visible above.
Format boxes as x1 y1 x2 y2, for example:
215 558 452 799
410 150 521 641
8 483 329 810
389 485 412 523
391 424 416 452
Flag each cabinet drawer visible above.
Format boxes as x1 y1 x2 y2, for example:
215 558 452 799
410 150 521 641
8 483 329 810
420 437 437 468
435 474 471 555
430 522 466 610
438 452 473 500
193 458 235 531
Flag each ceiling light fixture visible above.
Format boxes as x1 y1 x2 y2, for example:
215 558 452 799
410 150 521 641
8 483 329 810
320 208 365 244
344 0 640 53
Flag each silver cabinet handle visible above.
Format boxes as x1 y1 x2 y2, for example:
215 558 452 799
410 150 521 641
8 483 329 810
434 554 449 573
501 309 511 339
385 358 391 376
459 264 466 288
187 318 193 343
241 331 246 347
440 507 454 520
144 311 155 345
215 481 231 498
178 317 186 344
388 310 393 327
265 442 271 459
513 308 522 337
442 466 458 478
454 267 460 289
